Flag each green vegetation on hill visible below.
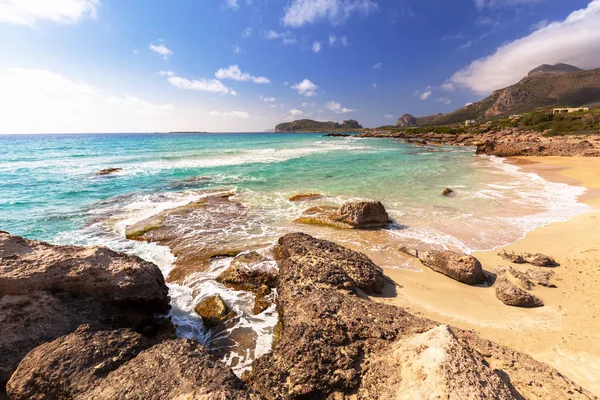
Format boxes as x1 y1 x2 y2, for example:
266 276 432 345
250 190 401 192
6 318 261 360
275 119 362 132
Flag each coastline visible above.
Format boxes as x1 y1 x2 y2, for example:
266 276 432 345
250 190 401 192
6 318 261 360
375 155 600 395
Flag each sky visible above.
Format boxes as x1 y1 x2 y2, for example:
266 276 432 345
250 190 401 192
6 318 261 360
0 0 599 133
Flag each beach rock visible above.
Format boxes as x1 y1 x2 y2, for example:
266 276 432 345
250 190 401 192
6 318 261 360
499 250 558 266
248 233 591 399
81 339 258 399
358 325 514 399
194 294 234 328
398 245 419 258
495 276 544 308
0 232 170 389
523 252 558 267
498 250 527 264
216 251 277 292
96 168 122 175
524 267 556 287
6 325 153 400
288 193 323 202
442 188 454 196
253 284 273 314
125 193 269 284
295 201 391 229
417 250 486 285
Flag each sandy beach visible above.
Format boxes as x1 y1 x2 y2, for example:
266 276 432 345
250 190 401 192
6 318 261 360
374 156 600 396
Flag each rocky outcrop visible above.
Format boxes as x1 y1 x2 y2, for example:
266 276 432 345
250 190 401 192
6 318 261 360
6 325 155 400
476 139 599 157
295 201 391 229
0 232 170 389
248 233 592 399
395 113 418 127
8 327 258 400
194 294 235 328
399 247 486 285
275 119 363 133
96 168 123 175
494 266 544 308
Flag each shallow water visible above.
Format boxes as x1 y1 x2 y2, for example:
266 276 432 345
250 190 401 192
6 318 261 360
0 132 590 373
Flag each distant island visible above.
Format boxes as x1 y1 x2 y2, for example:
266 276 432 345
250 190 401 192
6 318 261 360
275 119 362 133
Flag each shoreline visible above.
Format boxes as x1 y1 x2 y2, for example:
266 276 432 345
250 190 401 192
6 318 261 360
375 155 600 395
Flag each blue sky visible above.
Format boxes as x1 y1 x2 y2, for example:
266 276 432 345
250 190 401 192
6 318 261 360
0 0 599 133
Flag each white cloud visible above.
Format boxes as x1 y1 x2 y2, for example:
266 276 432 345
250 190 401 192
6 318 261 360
372 62 382 69
384 114 395 119
210 110 249 118
329 33 338 46
0 0 99 26
372 83 377 89
289 108 304 117
283 0 378 27
436 97 452 105
474 0 544 9
301 102 316 107
259 95 276 102
149 41 173 60
416 86 432 100
457 40 472 50
451 0 600 94
341 36 349 46
215 65 270 84
263 29 298 45
312 41 323 53
440 82 455 91
291 79 319 96
165 73 237 96
325 100 354 113
0 67 177 133
242 26 253 37
232 44 242 54
225 0 240 10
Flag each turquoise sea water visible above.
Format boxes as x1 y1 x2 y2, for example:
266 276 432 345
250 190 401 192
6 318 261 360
0 132 590 372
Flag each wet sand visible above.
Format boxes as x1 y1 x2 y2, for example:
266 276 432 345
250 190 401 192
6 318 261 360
373 156 600 396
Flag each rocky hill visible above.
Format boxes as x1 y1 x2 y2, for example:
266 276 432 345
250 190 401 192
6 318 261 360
397 64 600 127
275 119 362 132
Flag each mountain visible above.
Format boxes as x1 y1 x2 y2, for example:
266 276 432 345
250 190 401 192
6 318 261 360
275 119 362 132
397 64 600 127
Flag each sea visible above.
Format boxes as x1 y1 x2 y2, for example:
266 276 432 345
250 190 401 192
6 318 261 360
0 132 590 373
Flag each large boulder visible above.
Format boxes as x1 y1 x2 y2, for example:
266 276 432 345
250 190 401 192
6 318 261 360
400 247 486 285
494 266 544 308
6 325 153 400
0 231 170 389
358 325 514 399
194 294 235 328
8 327 258 400
295 201 391 229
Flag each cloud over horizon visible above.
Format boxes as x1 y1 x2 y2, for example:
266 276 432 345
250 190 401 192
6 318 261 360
283 0 377 27
451 0 600 94
0 0 99 26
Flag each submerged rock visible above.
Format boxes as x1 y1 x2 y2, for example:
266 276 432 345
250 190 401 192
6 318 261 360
401 246 486 285
216 251 277 292
96 168 123 176
442 188 454 196
253 284 273 315
295 201 391 229
194 294 235 328
124 193 269 284
288 193 323 202
0 232 170 389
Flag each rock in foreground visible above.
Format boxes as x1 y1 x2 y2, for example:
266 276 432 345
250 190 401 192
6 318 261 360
295 201 391 229
249 233 590 399
0 231 170 390
494 266 544 308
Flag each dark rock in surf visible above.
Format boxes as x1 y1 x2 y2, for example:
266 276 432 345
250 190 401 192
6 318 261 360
194 294 235 328
96 168 123 176
216 251 277 292
442 188 454 196
295 201 391 229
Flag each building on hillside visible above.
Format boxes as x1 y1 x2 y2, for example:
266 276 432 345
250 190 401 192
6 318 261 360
553 107 590 114
465 119 477 126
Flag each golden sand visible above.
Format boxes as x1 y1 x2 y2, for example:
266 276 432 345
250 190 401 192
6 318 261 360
373 156 600 395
